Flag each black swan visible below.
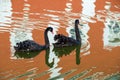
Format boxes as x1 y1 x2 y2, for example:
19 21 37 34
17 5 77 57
14 27 53 52
14 19 81 51
53 19 81 47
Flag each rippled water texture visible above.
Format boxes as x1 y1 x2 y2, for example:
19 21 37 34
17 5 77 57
0 0 120 80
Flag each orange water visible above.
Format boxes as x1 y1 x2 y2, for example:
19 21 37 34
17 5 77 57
0 0 120 80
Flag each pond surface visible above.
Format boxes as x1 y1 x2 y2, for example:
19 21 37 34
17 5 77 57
0 0 120 80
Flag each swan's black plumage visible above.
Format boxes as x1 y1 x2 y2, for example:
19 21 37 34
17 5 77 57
14 27 53 52
14 19 81 51
14 40 46 51
53 19 81 47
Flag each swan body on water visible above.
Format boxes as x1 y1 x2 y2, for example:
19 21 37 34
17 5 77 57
14 19 81 52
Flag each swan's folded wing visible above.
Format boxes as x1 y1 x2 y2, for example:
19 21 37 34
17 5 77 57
53 34 79 47
14 40 46 51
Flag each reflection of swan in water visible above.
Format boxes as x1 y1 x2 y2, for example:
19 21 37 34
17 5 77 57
45 45 62 79
45 45 81 68
54 45 81 65
14 50 41 59
45 44 81 79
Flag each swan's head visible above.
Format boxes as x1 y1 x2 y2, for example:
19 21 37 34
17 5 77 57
54 34 61 40
46 27 53 33
75 19 79 25
54 34 65 41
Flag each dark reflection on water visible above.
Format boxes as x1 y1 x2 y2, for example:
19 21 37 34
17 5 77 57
45 45 81 68
14 50 42 59
45 45 81 80
14 45 81 65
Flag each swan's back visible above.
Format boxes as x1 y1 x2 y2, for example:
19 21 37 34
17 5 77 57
14 27 53 52
53 34 80 47
53 19 81 48
14 40 46 51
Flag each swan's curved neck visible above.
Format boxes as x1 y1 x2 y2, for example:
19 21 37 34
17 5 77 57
75 23 81 42
44 30 49 46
